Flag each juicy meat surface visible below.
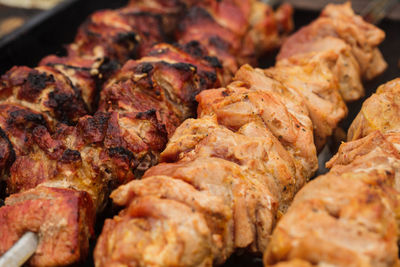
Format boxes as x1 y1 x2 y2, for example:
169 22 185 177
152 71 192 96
264 79 400 267
197 66 317 182
348 78 400 141
265 132 400 267
100 42 223 136
0 186 95 266
176 0 293 84
265 48 348 150
278 2 387 93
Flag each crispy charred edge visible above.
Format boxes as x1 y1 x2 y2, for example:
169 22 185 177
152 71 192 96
46 90 89 126
0 127 15 199
121 56 219 106
176 41 223 90
0 106 51 186
47 56 123 108
134 108 169 144
177 5 234 53
177 6 214 33
134 109 164 177
120 10 167 42
146 40 223 69
72 8 167 58
80 110 164 180
178 41 223 69
73 10 149 62
77 111 111 144
106 107 166 162
1 66 89 125
127 0 186 35
6 105 49 128
1 67 53 102
43 67 89 124
0 127 16 173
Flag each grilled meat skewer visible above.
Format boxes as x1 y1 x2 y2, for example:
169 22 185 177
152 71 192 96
264 79 400 267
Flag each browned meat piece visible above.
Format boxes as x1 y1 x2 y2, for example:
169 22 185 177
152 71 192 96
247 2 293 54
101 42 222 134
265 132 400 267
40 8 165 112
127 0 185 34
128 0 293 57
320 3 387 80
39 55 103 112
0 186 95 266
348 78 400 141
68 10 137 62
175 0 293 84
179 0 293 56
0 65 89 182
68 7 165 63
176 6 246 83
118 8 166 57
264 48 348 149
264 79 400 267
161 116 295 213
197 66 317 181
0 4 160 213
278 2 386 90
0 104 50 180
0 66 88 126
96 196 214 267
0 127 14 180
6 112 136 211
96 156 274 266
278 36 363 102
95 42 223 177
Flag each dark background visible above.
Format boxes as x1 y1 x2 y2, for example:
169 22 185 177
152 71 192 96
0 0 399 266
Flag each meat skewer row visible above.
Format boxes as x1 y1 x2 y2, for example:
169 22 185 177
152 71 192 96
0 3 169 193
0 5 168 267
0 0 293 266
264 79 400 267
94 3 387 267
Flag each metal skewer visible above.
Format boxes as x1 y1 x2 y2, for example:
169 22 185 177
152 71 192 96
0 232 38 267
361 0 399 24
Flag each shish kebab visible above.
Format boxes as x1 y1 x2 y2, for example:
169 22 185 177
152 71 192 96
264 80 400 267
94 2 387 267
0 0 293 266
